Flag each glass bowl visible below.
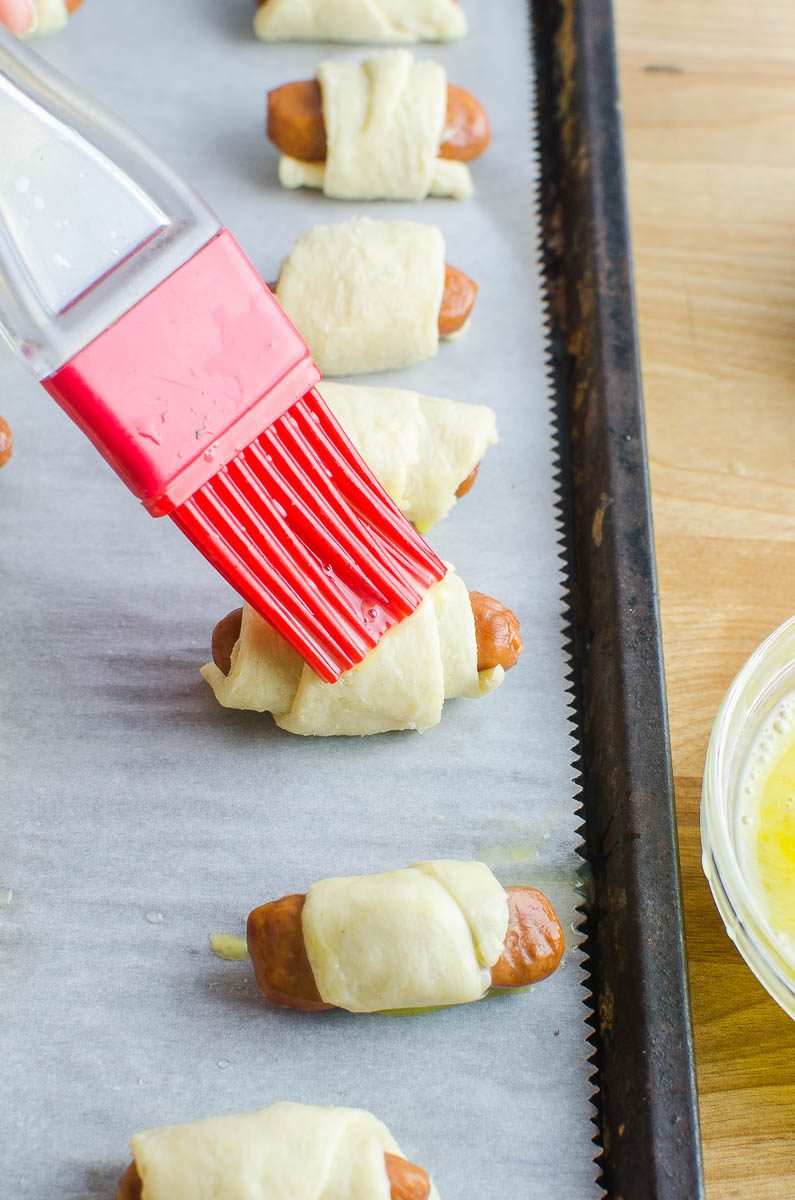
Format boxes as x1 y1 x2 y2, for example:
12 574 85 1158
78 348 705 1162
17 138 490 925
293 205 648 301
701 614 795 1018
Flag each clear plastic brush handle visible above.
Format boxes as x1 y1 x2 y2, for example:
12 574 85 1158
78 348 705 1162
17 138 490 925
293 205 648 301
0 27 220 379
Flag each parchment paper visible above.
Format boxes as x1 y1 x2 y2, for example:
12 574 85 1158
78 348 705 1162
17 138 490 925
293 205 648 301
0 2 601 1196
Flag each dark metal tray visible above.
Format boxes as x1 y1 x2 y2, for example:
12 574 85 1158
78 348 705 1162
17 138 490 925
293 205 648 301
534 4 705 1196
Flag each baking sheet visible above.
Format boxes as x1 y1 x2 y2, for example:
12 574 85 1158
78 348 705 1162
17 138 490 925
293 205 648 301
0 2 601 1196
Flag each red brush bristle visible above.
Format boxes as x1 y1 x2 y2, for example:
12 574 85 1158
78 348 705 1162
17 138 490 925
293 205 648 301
44 232 443 681
172 388 446 683
45 229 449 681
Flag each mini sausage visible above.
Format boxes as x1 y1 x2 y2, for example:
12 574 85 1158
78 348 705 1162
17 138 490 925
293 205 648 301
268 80 490 165
385 1154 431 1200
438 263 478 337
489 887 566 988
212 590 522 679
211 608 245 679
469 592 524 672
116 1152 430 1200
0 417 11 469
454 464 478 499
246 884 564 1013
270 263 477 337
246 892 331 1012
116 1165 143 1200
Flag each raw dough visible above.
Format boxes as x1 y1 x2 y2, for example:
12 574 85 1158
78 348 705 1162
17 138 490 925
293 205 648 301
202 567 504 736
278 51 472 202
254 0 467 44
129 1101 440 1200
26 0 68 35
318 380 498 532
279 156 472 202
302 860 510 1011
275 217 447 376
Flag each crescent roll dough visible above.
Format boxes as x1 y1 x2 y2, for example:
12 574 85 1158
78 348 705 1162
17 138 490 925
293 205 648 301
26 0 69 35
275 218 447 376
254 0 467 44
202 567 504 736
279 52 472 202
129 1101 440 1200
303 860 510 1011
319 380 497 532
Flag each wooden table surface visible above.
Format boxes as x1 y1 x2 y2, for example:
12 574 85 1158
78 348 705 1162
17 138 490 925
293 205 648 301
613 2 795 1196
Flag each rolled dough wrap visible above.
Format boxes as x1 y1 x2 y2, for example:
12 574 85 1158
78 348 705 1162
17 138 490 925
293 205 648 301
318 380 497 532
254 0 467 44
303 861 510 1011
129 1101 440 1200
202 567 504 736
274 217 446 376
279 52 472 202
26 0 69 35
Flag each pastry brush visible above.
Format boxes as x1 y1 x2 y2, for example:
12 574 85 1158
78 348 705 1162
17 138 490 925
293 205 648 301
0 29 445 681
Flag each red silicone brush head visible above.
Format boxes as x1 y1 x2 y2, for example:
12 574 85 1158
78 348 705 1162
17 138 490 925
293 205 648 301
172 388 445 682
44 232 445 683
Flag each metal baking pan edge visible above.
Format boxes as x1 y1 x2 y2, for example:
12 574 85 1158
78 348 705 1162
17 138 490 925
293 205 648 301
532 3 705 1196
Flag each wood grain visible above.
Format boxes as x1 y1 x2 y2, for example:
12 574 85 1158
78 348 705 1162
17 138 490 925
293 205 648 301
613 1 795 1195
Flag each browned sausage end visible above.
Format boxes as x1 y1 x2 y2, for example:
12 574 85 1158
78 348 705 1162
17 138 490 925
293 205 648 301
116 1163 141 1200
385 1153 431 1200
490 886 565 988
438 264 478 337
212 608 243 676
0 417 12 469
442 84 491 162
247 893 332 1012
455 464 479 499
268 80 327 163
469 592 523 672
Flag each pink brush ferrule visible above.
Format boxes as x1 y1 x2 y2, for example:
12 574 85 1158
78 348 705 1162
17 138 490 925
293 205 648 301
43 230 320 516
